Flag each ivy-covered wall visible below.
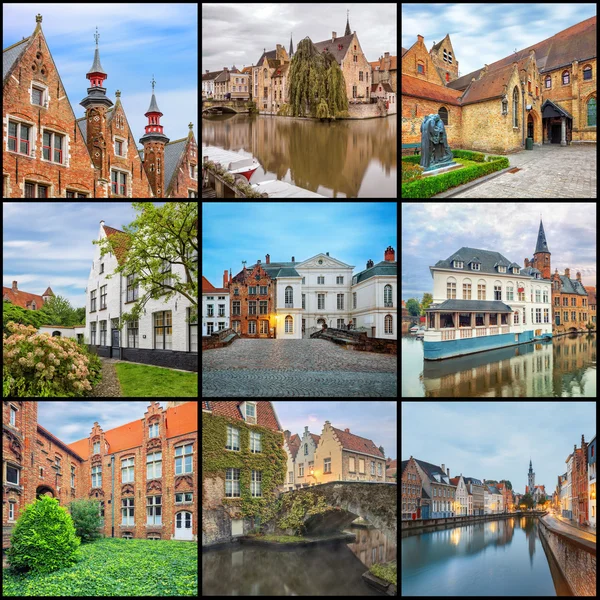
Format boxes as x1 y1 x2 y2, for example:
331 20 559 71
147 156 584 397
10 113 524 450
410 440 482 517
202 412 287 545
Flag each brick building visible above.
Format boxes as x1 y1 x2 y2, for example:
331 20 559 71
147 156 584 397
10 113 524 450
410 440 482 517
401 457 422 520
3 14 197 198
2 281 54 309
2 401 197 549
571 434 589 525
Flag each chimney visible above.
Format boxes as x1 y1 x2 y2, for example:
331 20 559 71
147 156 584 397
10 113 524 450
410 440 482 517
441 464 445 474
344 428 350 433
564 268 570 278
384 246 395 262
447 468 450 478
524 258 530 268
417 34 424 43
205 69 209 74
257 259 261 264
284 430 290 440
292 256 295 262
384 52 390 58
582 434 585 445
266 254 270 264
223 270 228 288
367 259 374 269
12 281 18 292
229 268 232 283
305 426 309 433
325 420 330 425
332 31 337 42
326 252 329 256
576 271 581 281
100 220 105 226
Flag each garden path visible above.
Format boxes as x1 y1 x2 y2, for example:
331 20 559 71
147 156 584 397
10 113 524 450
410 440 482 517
89 358 123 397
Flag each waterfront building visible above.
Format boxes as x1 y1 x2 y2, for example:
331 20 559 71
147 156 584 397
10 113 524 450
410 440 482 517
586 287 596 328
386 458 397 481
315 421 386 485
528 459 535 492
213 66 249 101
252 45 290 114
295 426 321 488
413 460 456 518
424 244 552 360
401 457 423 520
496 482 513 512
565 452 574 519
558 473 568 513
369 52 397 92
572 434 589 525
282 431 301 492
483 484 503 514
551 268 590 333
450 475 468 515
464 477 484 515
588 435 596 528
202 274 230 336
202 69 222 98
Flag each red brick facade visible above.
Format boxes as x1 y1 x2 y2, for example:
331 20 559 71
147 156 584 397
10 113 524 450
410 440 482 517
572 435 589 525
164 132 199 198
2 401 197 549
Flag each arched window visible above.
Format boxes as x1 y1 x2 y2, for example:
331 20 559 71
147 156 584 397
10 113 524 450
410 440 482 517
438 106 448 125
384 284 392 306
52 331 61 337
562 70 570 85
443 49 448 62
494 281 502 301
587 97 596 126
448 51 453 64
285 315 293 333
462 278 472 300
263 68 267 78
285 286 293 306
477 279 486 300
384 314 393 335
446 276 456 299
513 87 519 128
583 65 592 81
417 61 424 75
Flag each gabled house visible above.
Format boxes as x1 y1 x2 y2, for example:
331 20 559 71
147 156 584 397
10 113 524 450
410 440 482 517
413 459 456 518
283 431 301 491
450 475 468 516
3 281 53 310
296 426 322 488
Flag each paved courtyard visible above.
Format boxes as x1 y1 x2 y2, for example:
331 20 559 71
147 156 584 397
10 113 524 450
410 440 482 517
451 145 596 198
202 338 397 397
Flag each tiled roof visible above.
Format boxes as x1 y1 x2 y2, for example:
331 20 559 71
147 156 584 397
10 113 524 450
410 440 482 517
402 74 463 106
353 260 396 284
3 37 30 81
164 138 187 194
271 63 290 78
207 401 282 431
2 286 46 310
558 275 588 295
460 58 529 105
449 476 460 486
310 433 321 446
313 33 354 65
165 402 198 438
447 68 483 91
370 55 397 71
256 49 277 66
587 288 596 305
202 70 222 81
202 275 227 293
287 434 301 459
42 287 55 297
241 66 253 74
429 299 513 313
102 224 130 266
214 70 229 83
332 426 384 458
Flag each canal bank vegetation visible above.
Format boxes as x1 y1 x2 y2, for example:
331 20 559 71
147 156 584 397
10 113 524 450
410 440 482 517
202 160 264 198
369 562 397 586
246 534 306 543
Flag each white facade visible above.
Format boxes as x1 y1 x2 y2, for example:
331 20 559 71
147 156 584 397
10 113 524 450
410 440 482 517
202 290 230 336
283 433 299 492
274 275 303 340
85 221 197 354
202 74 217 98
454 475 468 516
351 273 397 339
296 426 320 487
38 325 85 340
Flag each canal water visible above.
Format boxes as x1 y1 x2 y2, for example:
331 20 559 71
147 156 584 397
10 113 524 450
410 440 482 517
201 113 397 197
402 517 571 596
402 332 596 397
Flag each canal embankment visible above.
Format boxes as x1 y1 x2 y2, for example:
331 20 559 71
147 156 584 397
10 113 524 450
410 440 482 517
538 514 596 596
363 560 397 596
240 531 356 549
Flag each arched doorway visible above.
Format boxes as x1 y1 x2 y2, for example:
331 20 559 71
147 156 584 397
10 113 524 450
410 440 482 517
52 331 61 337
36 485 55 500
317 319 326 329
527 114 534 140
175 511 193 540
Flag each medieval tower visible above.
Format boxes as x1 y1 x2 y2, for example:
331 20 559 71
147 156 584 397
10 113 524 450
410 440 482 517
528 459 535 494
429 34 459 84
531 219 551 280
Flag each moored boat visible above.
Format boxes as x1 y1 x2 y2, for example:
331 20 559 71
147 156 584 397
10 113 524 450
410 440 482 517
410 325 419 334
202 146 260 181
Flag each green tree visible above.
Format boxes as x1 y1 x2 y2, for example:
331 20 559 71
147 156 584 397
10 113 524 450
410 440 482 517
73 307 86 325
38 295 79 326
520 493 534 510
499 479 512 490
420 293 433 315
537 497 548 510
406 298 421 316
94 202 198 327
6 495 80 573
68 499 103 543
3 302 46 334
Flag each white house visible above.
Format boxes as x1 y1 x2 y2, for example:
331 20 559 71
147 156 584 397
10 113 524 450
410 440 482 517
38 325 85 342
451 475 469 516
85 220 197 372
202 70 221 98
282 431 300 492
202 272 230 336
296 426 321 488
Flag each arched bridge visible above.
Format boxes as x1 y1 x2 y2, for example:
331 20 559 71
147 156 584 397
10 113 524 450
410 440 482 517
202 99 249 114
281 482 397 541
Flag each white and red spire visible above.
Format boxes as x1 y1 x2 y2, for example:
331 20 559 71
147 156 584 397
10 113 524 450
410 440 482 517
143 75 166 136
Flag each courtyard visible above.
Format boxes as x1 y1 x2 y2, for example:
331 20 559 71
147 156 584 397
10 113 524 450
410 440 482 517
448 145 597 198
201 339 397 397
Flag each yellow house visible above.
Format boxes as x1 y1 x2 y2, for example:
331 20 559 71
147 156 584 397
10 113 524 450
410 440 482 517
314 421 386 484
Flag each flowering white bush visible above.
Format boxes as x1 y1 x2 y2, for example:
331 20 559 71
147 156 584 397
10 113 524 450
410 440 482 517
3 322 101 397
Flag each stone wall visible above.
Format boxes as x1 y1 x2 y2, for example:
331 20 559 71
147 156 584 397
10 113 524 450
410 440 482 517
401 97 462 148
347 103 385 119
311 327 396 354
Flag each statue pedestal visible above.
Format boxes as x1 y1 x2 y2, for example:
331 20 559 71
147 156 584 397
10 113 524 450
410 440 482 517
421 161 461 178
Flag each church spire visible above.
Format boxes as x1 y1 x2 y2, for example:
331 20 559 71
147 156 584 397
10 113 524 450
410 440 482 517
289 32 294 57
345 9 351 36
534 219 549 254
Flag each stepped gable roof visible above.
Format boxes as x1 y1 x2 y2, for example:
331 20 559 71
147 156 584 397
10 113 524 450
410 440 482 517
428 299 513 313
400 460 409 475
206 401 282 432
559 275 588 295
402 74 462 106
102 223 130 266
3 37 30 81
434 246 538 277
202 70 222 80
2 285 46 310
353 260 397 284
163 138 188 194
313 32 354 65
446 67 485 91
460 58 530 105
287 433 301 459
414 458 452 484
371 55 397 71
331 426 384 458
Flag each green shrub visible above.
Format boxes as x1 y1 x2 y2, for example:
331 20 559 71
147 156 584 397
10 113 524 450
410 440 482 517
370 562 397 585
401 154 421 164
68 499 103 543
452 149 486 162
7 495 80 574
402 163 423 183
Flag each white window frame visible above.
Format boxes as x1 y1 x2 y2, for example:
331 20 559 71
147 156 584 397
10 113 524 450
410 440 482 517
121 497 134 525
226 425 240 451
245 401 257 423
285 315 293 333
122 532 133 540
190 164 197 179
149 422 159 438
10 404 17 426
371 461 375 475
91 465 102 488
250 430 262 453
40 127 67 166
225 468 241 497
113 134 127 157
175 443 193 475
298 463 304 477
471 263 481 271
6 115 36 158
9 501 16 521
30 79 49 108
324 458 331 473
121 457 134 483
93 441 100 454
146 495 162 525
378 463 382 476
146 451 162 479
175 492 193 504
453 261 463 269
251 470 262 497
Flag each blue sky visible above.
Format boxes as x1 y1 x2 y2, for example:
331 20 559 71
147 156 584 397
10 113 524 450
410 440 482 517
402 3 597 77
202 201 398 289
2 3 198 146
38 401 166 443
401 202 597 302
274 401 397 459
2 201 164 310
402 401 595 494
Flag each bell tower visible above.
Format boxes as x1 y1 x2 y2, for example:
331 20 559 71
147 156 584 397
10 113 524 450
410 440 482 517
532 218 551 279
140 76 170 198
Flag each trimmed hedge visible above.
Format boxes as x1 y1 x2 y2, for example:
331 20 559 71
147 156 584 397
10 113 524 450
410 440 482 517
452 149 486 162
401 156 510 198
401 154 421 165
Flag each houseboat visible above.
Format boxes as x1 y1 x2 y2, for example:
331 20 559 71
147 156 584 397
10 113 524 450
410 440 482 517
424 247 552 360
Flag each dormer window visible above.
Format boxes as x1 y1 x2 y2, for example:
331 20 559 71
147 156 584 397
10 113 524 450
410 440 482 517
513 267 520 274
453 261 463 269
471 263 481 271
244 402 257 424
498 266 506 273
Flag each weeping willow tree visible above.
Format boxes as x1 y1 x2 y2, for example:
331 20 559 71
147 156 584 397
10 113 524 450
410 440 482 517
288 37 349 118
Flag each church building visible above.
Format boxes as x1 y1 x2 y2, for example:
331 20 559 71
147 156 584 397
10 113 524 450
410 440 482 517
402 17 596 154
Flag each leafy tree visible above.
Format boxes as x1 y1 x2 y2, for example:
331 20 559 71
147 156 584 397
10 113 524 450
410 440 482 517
420 293 433 315
38 295 81 326
538 497 548 510
520 493 534 510
69 499 103 543
94 202 198 328
3 302 46 334
6 495 80 573
406 298 421 316
316 98 330 119
73 307 86 325
499 479 512 490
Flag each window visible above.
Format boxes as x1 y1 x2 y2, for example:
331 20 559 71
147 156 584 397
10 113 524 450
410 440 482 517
251 470 262 497
232 301 241 316
100 285 107 309
478 283 486 300
349 457 355 472
318 294 325 309
448 51 452 64
543 289 549 303
507 286 514 301
453 261 463 269
127 320 139 348
90 322 97 344
90 290 97 312
175 443 193 475
384 315 393 335
417 63 424 74
513 87 519 128
535 289 541 302
299 463 304 477
571 297 576 307
32 85 44 106
372 547 377 563
571 311 576 322
324 458 331 473
126 274 138 302
121 498 134 525
447 280 456 299
25 182 49 197
562 70 570 85
91 465 102 487
528 80 531 93
8 121 31 156
378 463 383 476
10 405 17 426
443 49 448 62
226 424 240 451
154 311 172 349
587 97 596 126
285 286 293 307
545 75 551 89
536 86 539 96
249 301 256 315
111 171 127 195
147 451 162 478
371 461 375 475
121 457 134 483
148 422 159 439
471 262 480 271
564 311 568 322
248 321 256 334
250 431 262 453
115 140 123 156
438 107 448 125
7 465 19 485
337 294 344 309
160 261 172 288
99 321 107 345
285 315 293 333
359 458 365 474
175 492 193 504
317 276 325 284
146 496 162 525
535 308 541 323
544 308 549 323
583 65 592 80
353 292 357 309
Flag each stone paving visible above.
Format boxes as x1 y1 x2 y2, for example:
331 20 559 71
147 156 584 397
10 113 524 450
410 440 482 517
451 145 597 198
202 339 397 397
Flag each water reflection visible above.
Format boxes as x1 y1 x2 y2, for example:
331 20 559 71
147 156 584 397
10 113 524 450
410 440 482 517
402 333 596 397
202 113 397 197
347 522 397 567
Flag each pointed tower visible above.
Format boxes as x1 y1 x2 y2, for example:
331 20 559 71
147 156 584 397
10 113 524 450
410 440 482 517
80 27 113 181
532 219 551 279
42 287 54 303
289 33 294 58
140 76 170 198
528 459 535 495
345 9 351 36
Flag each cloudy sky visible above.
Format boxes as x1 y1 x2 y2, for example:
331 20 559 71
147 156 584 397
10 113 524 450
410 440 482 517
275 401 397 459
402 401 595 494
401 3 597 77
3 202 164 309
3 3 197 145
401 202 597 301
202 3 397 73
38 401 167 443
202 201 397 289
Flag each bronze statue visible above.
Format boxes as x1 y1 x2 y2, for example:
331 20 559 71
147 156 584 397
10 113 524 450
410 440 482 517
420 114 454 170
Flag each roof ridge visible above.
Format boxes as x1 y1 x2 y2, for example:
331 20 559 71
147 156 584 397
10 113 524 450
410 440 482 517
166 137 187 145
3 37 30 53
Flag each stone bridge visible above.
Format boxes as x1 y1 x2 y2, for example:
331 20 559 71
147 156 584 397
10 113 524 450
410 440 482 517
202 99 249 114
280 481 397 541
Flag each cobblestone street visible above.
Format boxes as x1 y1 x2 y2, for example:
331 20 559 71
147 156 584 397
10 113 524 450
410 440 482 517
202 339 397 397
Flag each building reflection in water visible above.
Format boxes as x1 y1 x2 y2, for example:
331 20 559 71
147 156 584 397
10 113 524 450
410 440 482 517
201 113 397 198
347 519 396 567
421 333 595 397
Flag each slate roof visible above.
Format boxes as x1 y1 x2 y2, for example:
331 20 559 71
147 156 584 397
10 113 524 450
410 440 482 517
204 401 282 432
214 70 229 83
558 275 588 295
202 70 222 81
446 67 484 91
402 74 463 106
427 300 514 313
521 267 541 277
146 92 161 114
3 37 30 81
313 32 354 65
331 426 384 458
87 47 106 75
464 477 483 486
164 138 187 193
542 98 574 120
534 220 550 253
256 49 277 66
433 247 535 277
353 260 396 284
421 488 430 499
414 458 453 485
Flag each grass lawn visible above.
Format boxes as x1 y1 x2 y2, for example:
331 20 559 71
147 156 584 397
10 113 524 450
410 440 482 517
2 538 197 596
115 362 198 397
